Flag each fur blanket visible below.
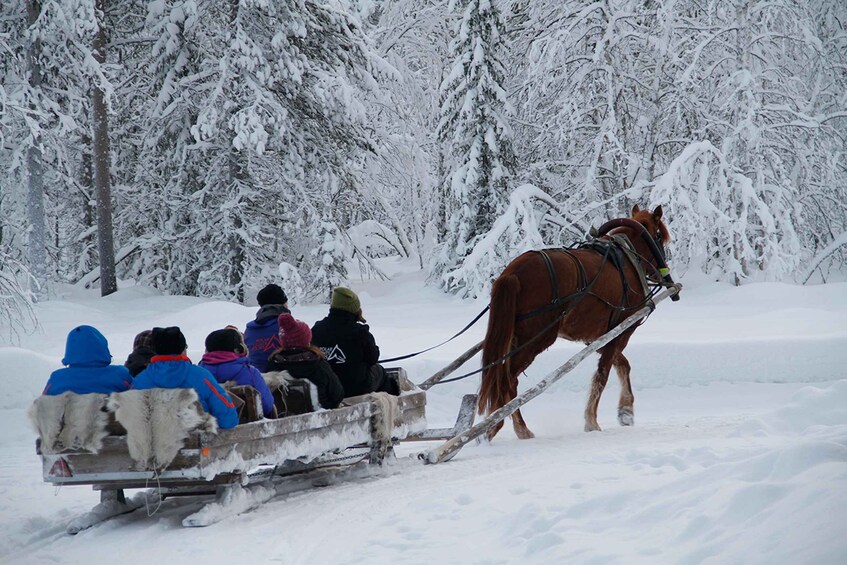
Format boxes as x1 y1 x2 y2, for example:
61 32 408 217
29 392 110 454
263 370 321 411
262 370 296 391
370 392 400 444
107 389 218 470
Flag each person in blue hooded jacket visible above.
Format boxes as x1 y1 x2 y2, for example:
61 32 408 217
43 325 132 395
199 328 275 418
244 284 290 372
131 327 239 430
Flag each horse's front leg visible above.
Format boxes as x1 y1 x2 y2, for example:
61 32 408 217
614 352 634 426
584 347 616 432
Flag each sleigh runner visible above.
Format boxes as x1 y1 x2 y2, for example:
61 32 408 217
32 368 427 530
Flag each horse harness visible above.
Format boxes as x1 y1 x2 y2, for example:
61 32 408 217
516 234 656 332
515 249 588 322
432 219 677 386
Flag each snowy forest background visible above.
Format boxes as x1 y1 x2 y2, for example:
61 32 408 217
2 0 846 337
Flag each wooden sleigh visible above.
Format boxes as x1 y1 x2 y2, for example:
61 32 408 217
32 368 429 531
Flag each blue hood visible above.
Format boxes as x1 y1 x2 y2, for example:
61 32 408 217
246 317 277 331
61 325 112 367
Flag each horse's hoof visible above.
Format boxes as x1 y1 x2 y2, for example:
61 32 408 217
515 429 535 440
618 408 634 427
584 422 602 432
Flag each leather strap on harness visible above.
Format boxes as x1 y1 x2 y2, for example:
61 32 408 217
516 249 590 322
579 234 654 330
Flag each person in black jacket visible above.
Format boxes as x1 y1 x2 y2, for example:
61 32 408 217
310 287 399 398
265 313 345 409
124 329 155 377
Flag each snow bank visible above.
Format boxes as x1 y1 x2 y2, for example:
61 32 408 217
0 348 58 410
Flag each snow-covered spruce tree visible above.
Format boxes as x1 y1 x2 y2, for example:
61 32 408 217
124 0 377 301
114 0 206 296
434 0 516 298
1 2 61 296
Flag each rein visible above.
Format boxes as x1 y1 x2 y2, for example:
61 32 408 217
377 304 490 364
432 305 571 386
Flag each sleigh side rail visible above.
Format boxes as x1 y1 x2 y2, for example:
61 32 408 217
34 368 427 492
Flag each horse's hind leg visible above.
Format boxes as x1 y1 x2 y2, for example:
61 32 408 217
488 393 534 440
485 325 553 441
511 409 535 439
614 352 635 426
486 419 505 441
508 346 542 439
584 344 617 432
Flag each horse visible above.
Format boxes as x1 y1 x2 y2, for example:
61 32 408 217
478 204 674 440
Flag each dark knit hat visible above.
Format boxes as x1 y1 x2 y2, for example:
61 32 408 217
330 287 361 314
151 326 187 355
278 313 312 349
257 284 288 307
205 328 245 354
133 330 153 351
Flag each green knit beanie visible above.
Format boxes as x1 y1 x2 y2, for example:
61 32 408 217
331 287 361 314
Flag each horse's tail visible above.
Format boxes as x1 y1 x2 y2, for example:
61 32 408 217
479 274 520 415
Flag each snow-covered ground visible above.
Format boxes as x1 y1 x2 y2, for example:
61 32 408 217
1 262 846 564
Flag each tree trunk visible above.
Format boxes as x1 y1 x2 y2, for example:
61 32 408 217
25 0 48 297
228 150 246 303
91 0 117 296
80 134 96 279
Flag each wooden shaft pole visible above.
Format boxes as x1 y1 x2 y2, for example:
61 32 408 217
418 341 484 390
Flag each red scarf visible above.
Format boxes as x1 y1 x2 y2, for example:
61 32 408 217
150 354 192 363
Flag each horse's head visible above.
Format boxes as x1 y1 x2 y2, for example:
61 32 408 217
631 205 670 261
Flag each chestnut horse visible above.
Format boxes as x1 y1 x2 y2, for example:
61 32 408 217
478 205 672 440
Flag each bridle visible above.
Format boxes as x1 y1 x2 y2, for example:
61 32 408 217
594 218 679 301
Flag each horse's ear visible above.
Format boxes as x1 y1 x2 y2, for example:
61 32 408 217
652 205 663 220
631 204 641 216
